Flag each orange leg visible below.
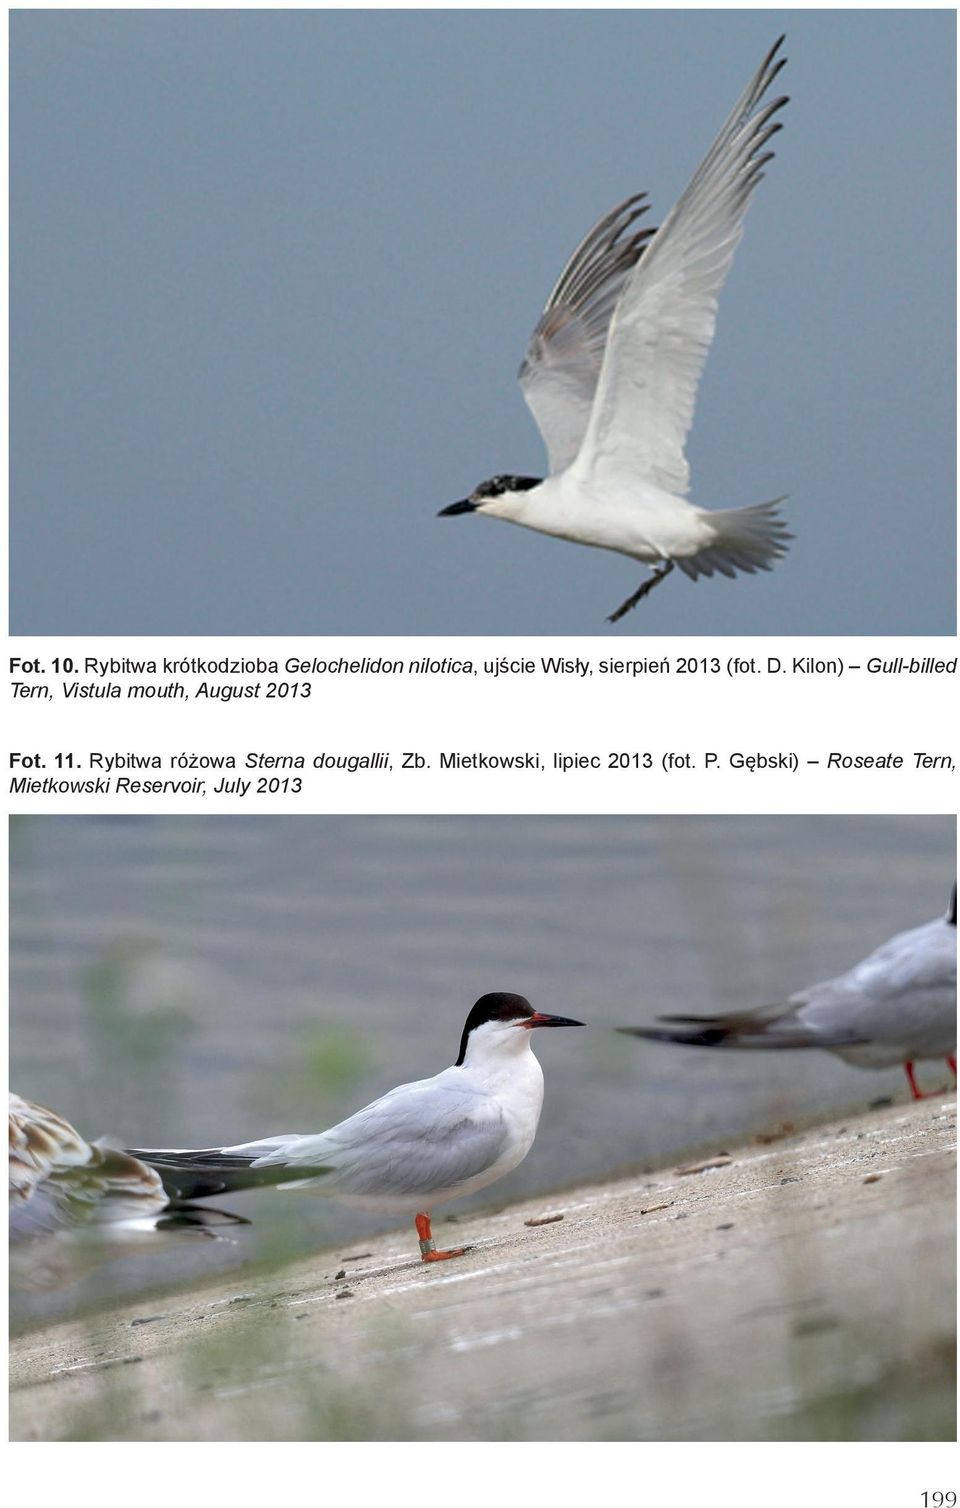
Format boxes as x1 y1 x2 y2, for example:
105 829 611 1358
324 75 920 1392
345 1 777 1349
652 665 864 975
906 1058 957 1099
415 1212 469 1264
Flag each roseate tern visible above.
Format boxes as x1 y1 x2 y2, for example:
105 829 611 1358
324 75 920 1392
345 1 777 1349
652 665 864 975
130 994 584 1264
9 1094 245 1289
440 37 792 623
618 888 957 1098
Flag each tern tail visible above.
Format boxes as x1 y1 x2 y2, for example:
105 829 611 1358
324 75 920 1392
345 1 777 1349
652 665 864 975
677 497 792 581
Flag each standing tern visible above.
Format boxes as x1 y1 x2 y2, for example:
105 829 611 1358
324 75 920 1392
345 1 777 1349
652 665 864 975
9 1094 245 1289
440 37 792 623
129 994 584 1264
618 888 957 1098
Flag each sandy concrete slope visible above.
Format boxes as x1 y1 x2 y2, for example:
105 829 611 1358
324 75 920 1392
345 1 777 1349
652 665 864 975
9 1097 956 1441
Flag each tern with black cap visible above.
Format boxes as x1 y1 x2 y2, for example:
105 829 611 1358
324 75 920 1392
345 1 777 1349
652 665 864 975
440 38 792 623
129 994 583 1264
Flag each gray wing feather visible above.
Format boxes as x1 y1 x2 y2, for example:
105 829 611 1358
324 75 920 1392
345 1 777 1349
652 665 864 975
790 915 957 1055
519 194 655 474
247 1079 509 1201
618 1017 865 1051
575 37 787 497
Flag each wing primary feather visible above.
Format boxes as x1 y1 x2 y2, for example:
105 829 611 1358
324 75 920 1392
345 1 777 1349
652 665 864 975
543 194 652 312
571 37 789 499
519 192 658 474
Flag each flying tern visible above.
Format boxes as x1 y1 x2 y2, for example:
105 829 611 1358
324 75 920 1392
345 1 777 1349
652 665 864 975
618 888 957 1098
130 994 584 1264
440 37 792 623
9 1094 244 1289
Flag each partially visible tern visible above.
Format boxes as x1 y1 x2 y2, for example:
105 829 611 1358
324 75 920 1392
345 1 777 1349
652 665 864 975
130 994 584 1264
440 37 792 623
9 1094 244 1289
618 888 957 1098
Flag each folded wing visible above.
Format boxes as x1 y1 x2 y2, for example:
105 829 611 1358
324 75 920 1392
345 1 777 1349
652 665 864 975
251 1078 510 1201
618 1006 866 1051
132 1078 509 1204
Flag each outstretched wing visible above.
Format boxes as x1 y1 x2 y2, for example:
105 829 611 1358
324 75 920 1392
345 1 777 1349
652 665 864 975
518 195 655 475
573 37 788 498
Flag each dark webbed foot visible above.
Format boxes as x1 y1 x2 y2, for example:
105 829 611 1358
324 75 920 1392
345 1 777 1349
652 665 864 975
607 561 674 623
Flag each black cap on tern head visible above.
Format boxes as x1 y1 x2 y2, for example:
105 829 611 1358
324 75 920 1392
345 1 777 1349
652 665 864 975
438 475 542 516
455 992 584 1065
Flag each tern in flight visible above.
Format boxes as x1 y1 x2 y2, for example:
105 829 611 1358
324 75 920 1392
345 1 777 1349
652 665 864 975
440 37 792 623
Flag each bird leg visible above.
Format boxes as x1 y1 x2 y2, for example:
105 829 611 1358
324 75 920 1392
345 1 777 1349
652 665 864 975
904 1061 940 1097
607 561 674 623
415 1211 469 1263
905 1058 957 1100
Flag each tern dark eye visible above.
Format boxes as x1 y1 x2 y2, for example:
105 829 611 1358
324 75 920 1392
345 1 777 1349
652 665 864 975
474 475 540 499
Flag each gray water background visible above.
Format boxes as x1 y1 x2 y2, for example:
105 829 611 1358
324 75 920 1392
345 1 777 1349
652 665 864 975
10 814 955 1312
